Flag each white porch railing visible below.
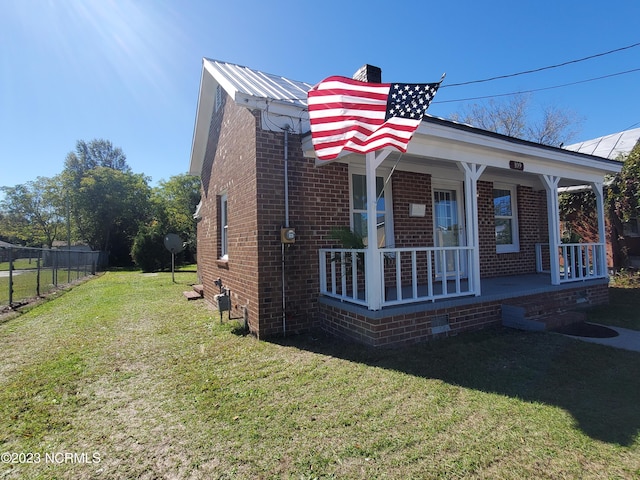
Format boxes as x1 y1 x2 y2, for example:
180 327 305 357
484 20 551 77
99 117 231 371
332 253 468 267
535 242 606 282
380 246 476 306
319 246 477 309
319 249 368 306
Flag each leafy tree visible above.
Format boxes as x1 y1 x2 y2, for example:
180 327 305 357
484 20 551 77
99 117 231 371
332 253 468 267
130 174 200 270
449 94 581 146
74 167 151 261
64 139 130 183
152 174 200 262
60 139 152 265
605 141 640 268
0 176 65 247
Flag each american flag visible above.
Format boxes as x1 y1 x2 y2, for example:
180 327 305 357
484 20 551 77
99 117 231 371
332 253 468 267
307 76 440 161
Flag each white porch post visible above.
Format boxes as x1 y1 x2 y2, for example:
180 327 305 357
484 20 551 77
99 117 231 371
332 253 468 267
590 181 607 276
365 150 391 310
458 162 486 296
541 175 561 285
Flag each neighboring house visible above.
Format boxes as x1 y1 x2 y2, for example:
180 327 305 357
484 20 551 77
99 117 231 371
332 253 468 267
564 128 640 267
188 59 622 347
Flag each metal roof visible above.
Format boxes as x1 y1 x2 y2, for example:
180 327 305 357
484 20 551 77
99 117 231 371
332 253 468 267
203 58 312 108
564 127 640 159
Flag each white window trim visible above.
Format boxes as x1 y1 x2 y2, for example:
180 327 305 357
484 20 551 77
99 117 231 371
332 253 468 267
220 193 228 260
348 165 395 248
494 183 519 253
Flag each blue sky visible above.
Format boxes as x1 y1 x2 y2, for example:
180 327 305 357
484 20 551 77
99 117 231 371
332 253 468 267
1 0 639 191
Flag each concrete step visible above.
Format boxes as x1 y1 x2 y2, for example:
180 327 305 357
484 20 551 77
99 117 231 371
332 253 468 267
502 303 586 332
183 284 204 301
183 290 202 300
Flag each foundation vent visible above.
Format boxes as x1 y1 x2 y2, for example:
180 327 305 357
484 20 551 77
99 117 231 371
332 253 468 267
431 314 450 335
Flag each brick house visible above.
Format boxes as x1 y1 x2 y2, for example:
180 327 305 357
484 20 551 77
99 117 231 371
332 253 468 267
188 59 622 347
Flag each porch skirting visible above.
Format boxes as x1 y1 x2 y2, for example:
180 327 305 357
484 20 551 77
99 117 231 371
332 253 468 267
317 276 609 347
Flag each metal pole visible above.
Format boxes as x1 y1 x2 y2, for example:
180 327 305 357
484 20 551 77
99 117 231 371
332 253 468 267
67 194 71 283
8 247 13 307
171 252 176 283
36 250 41 297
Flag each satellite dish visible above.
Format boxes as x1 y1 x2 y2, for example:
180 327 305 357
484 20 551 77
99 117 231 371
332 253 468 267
164 233 184 254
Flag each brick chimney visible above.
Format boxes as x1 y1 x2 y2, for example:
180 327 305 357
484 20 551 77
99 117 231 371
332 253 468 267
352 64 382 83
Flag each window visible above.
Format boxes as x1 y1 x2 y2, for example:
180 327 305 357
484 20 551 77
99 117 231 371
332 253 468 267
493 185 519 253
623 218 639 237
220 194 228 259
350 168 394 248
215 84 223 112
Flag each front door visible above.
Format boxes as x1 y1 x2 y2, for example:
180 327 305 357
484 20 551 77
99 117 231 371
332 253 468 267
433 184 466 277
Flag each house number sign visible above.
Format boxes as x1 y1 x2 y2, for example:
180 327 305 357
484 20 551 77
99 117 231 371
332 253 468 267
509 161 524 171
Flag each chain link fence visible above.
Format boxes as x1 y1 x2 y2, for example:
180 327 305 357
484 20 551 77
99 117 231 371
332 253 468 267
0 244 103 309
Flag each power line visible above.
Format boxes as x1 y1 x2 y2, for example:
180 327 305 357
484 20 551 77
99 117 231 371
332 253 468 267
441 41 640 88
433 67 640 104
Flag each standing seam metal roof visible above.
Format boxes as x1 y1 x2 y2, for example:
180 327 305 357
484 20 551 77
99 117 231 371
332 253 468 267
565 127 640 159
204 58 312 108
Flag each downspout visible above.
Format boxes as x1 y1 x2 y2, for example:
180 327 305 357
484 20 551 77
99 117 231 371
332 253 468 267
282 127 289 337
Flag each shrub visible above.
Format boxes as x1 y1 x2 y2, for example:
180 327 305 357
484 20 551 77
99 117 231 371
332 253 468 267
131 227 169 272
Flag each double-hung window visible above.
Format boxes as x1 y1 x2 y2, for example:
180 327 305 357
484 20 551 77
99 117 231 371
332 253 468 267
350 167 394 248
493 185 519 253
220 194 228 259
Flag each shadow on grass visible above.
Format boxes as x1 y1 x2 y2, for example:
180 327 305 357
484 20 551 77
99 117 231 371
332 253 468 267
272 327 640 446
587 287 640 330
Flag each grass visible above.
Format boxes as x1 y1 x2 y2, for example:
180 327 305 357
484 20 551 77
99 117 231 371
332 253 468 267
0 259 39 271
0 267 92 307
586 271 640 330
0 270 639 479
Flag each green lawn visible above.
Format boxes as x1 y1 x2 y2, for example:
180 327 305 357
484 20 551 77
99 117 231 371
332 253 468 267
0 258 42 271
587 274 640 330
0 270 638 479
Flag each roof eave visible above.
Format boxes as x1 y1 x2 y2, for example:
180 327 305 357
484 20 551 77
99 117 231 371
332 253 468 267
188 61 216 177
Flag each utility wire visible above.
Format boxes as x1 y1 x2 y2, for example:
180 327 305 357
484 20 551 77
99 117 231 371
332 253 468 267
441 41 640 88
433 67 640 104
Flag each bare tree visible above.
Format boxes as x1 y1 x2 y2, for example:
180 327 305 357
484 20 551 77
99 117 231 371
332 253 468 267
449 94 582 146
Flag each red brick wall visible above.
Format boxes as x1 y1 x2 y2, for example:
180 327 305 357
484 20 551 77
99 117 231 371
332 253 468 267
319 281 609 347
391 170 433 247
255 129 351 336
198 88 357 338
479 181 549 278
197 89 261 333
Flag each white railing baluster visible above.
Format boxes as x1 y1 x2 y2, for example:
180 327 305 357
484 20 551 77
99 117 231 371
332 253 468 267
427 250 434 298
351 251 358 301
411 251 418 299
454 249 461 293
321 247 478 308
340 251 346 296
395 251 402 301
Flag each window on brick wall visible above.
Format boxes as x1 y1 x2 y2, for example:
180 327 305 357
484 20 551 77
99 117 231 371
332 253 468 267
349 166 394 248
215 84 223 112
623 217 639 237
220 193 228 259
493 184 519 253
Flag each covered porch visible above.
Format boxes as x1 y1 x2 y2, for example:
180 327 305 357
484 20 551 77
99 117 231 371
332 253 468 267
309 117 617 311
304 116 621 345
319 242 607 309
317 272 610 347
